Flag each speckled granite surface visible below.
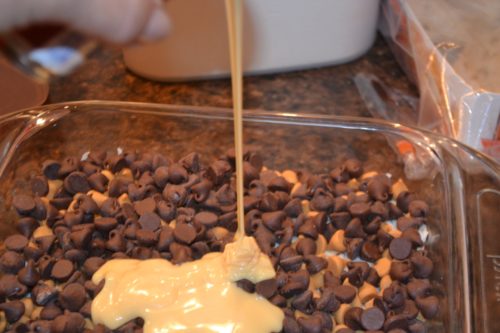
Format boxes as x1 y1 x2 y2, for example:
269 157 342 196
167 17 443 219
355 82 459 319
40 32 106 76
48 36 417 117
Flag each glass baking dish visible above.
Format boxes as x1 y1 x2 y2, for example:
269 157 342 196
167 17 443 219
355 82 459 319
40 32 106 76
0 101 498 333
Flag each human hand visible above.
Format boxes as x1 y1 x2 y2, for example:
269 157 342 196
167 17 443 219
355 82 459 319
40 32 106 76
0 0 170 44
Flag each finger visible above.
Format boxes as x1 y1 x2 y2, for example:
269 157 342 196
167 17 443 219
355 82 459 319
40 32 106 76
0 0 170 44
63 0 170 44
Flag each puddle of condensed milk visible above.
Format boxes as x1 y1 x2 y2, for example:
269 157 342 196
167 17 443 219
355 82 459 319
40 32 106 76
92 237 283 333
91 1 284 332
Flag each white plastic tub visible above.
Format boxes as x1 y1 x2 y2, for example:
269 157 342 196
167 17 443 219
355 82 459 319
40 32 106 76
123 0 380 81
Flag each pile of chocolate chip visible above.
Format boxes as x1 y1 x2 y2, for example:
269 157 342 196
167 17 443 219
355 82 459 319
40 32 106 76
0 149 439 333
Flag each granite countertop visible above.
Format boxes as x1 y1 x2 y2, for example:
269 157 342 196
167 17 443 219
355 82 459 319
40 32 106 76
48 36 417 117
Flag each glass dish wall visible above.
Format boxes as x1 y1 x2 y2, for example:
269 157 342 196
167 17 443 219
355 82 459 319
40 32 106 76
0 101 498 332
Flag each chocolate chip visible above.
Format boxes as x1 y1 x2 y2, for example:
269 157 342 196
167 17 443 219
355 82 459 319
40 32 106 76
128 183 149 201
40 303 63 320
254 224 275 254
255 278 277 299
395 191 414 213
348 202 371 220
15 217 39 237
136 229 158 246
266 176 289 193
0 251 24 274
280 255 303 272
281 199 301 218
389 238 413 260
407 279 431 300
17 259 40 287
154 201 175 223
156 226 174 252
105 155 128 173
167 164 188 184
330 211 351 229
283 316 301 333
70 227 93 249
169 242 192 264
345 218 366 238
129 198 153 216
361 307 385 330
63 210 83 227
298 221 318 239
390 260 413 281
88 173 108 192
343 265 366 288
304 255 327 274
0 300 25 323
315 288 340 312
64 249 88 264
31 176 49 196
376 229 393 251
82 257 105 277
108 178 130 198
366 268 381 287
138 212 161 231
37 255 55 279
106 230 126 252
344 159 363 177
4 234 28 252
236 279 255 293
86 150 107 165
416 296 439 319
50 196 72 210
346 237 363 259
94 217 118 232
259 192 279 212
261 211 285 231
281 270 309 298
362 216 380 235
408 320 427 333
367 177 391 202
336 328 354 333
410 253 433 278
51 312 86 333
295 237 317 256
192 211 218 228
79 301 92 318
162 184 187 206
84 280 104 298
206 160 231 185
12 194 36 216
292 290 313 312
310 188 334 212
344 306 363 330
383 314 409 331
333 285 356 303
64 172 90 194
51 259 74 282
298 315 322 333
401 299 419 320
383 282 406 309
42 160 61 180
330 166 349 183
401 228 423 247
173 223 197 245
57 283 87 312
408 200 429 217
32 283 58 305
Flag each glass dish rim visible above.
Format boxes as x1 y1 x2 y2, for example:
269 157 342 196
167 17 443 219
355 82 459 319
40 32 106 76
0 99 499 332
1 99 498 175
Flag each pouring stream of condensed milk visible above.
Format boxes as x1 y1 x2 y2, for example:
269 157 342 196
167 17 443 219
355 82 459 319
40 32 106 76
90 1 284 332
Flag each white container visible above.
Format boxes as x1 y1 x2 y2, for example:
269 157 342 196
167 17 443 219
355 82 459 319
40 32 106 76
124 0 380 81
